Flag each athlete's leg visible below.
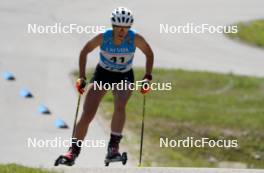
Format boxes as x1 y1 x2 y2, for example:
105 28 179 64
111 83 133 133
55 83 107 165
74 83 107 140
106 83 132 159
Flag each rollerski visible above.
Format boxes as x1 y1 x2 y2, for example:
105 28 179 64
54 148 79 166
104 152 127 166
104 134 127 166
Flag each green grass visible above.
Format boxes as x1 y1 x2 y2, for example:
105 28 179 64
77 68 264 168
226 19 264 48
75 69 264 168
0 164 56 173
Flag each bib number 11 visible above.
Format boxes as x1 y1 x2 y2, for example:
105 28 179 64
110 56 125 63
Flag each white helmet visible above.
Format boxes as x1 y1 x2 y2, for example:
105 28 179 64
111 7 134 27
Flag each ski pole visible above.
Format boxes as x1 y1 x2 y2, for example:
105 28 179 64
139 94 146 167
71 94 81 138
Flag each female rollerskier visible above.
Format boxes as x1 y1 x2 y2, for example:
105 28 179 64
55 6 154 166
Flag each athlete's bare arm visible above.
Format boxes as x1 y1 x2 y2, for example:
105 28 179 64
135 33 154 76
79 34 102 78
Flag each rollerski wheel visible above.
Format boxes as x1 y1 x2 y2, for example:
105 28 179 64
121 152 127 165
104 160 110 166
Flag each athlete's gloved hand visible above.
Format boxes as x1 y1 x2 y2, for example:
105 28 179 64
76 77 87 95
140 74 152 95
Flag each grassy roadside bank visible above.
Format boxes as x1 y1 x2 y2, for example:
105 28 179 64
76 68 264 168
226 19 264 48
0 164 56 173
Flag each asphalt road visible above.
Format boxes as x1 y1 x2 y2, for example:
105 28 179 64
57 167 264 173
